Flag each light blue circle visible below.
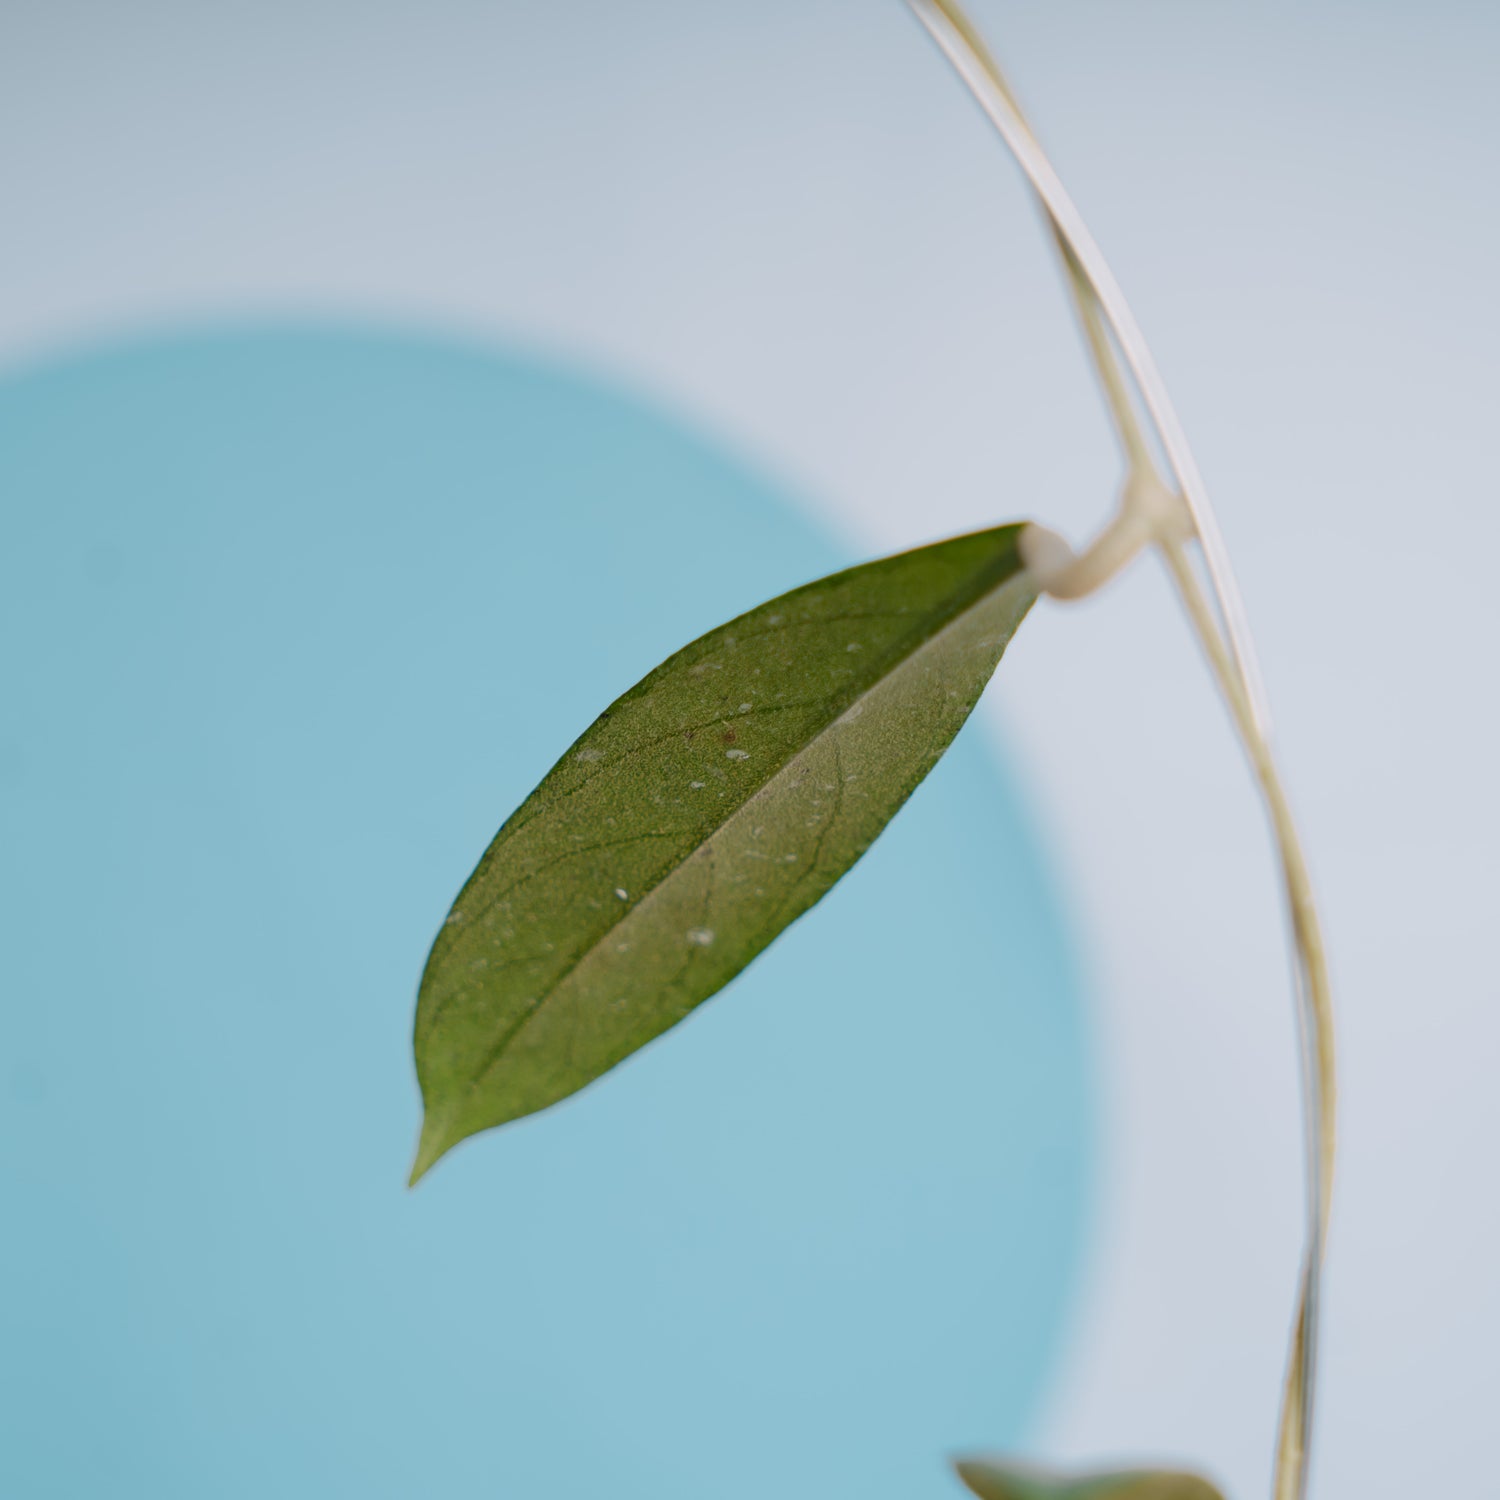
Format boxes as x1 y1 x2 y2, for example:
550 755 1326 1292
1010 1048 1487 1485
0 325 1093 1500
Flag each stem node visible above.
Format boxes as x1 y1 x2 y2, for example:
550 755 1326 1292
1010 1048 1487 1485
1021 467 1192 601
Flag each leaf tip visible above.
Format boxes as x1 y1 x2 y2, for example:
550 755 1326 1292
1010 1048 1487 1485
408 1109 457 1188
952 1456 1025 1500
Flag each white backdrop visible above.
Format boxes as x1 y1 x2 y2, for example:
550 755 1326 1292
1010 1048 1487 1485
4 2 1496 1493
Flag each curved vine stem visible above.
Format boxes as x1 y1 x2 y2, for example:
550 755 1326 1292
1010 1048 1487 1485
906 5 1336 1498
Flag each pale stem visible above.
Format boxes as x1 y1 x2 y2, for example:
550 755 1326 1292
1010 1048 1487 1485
1161 540 1335 1500
908 0 1273 735
906 5 1337 1499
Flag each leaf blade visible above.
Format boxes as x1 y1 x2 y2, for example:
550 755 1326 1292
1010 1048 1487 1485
954 1458 1227 1500
411 524 1035 1180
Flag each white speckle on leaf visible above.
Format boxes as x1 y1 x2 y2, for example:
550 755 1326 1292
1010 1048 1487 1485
689 780 705 789
767 614 783 626
846 642 862 652
575 747 603 763
444 911 464 925
782 852 799 863
614 887 628 900
738 703 752 713
726 748 750 761
686 927 715 947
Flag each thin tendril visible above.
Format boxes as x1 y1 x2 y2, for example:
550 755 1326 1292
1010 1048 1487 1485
908 0 1272 736
905 5 1337 1497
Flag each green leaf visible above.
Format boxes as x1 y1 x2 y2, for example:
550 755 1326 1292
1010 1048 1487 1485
410 524 1035 1182
954 1458 1227 1500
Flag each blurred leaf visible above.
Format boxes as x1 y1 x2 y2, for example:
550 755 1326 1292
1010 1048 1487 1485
954 1457 1226 1500
410 525 1034 1182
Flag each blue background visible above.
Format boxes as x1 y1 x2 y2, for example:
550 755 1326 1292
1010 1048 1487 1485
0 326 1091 1499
